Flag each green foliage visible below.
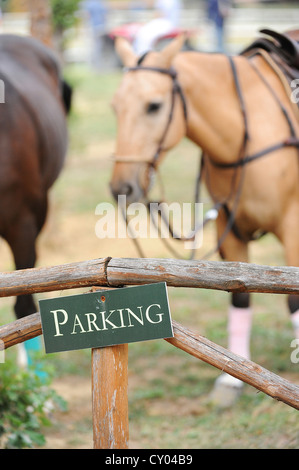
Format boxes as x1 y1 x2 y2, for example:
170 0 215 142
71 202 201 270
50 0 81 33
0 360 67 449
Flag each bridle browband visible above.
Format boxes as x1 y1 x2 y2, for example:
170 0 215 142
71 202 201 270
114 52 299 259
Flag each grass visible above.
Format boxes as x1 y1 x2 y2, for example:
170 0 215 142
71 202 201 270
1 64 298 449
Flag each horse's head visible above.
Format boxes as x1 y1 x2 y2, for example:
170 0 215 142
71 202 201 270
110 35 186 203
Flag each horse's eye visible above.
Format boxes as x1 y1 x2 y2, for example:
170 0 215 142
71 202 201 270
146 102 162 114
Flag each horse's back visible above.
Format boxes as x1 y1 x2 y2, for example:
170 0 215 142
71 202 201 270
0 35 69 239
0 35 68 190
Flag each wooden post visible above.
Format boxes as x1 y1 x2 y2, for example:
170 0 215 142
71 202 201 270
92 344 129 449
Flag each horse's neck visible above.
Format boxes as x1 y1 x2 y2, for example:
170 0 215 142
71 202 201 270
175 52 246 163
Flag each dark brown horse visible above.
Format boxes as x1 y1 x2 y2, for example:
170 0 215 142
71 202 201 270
110 31 299 406
0 35 71 364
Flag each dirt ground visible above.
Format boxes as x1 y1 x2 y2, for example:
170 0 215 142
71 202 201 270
41 369 192 450
42 375 94 449
41 371 212 449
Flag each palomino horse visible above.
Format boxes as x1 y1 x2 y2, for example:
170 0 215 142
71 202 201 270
0 35 71 370
110 32 299 406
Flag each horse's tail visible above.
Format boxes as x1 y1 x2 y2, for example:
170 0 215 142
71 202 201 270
61 80 73 115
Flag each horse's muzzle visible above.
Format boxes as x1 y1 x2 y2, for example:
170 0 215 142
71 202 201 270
110 180 144 203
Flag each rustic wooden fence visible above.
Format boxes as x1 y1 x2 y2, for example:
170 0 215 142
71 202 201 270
0 257 298 449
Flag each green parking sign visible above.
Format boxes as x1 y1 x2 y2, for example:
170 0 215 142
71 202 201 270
39 283 173 354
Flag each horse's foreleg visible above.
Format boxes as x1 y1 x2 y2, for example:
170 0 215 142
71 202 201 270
5 207 46 378
7 211 38 320
279 201 299 340
210 214 251 406
218 213 252 360
288 295 299 339
228 292 252 360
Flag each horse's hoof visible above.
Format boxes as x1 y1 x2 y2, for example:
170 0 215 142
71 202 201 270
208 374 243 408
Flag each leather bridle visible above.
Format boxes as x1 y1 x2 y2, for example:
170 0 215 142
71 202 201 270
113 63 188 170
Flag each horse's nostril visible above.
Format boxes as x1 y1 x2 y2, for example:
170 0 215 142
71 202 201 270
110 183 134 201
123 184 133 196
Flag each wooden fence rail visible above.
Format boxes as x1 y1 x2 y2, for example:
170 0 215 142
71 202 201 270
0 257 298 448
0 311 298 411
0 257 298 298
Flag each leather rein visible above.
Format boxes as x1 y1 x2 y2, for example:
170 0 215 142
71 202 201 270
114 53 299 259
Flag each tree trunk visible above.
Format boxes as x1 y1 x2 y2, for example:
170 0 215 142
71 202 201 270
29 0 53 48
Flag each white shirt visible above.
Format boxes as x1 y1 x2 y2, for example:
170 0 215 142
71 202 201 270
155 0 181 26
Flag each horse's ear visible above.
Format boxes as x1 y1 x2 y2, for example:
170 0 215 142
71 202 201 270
115 36 137 67
159 34 185 67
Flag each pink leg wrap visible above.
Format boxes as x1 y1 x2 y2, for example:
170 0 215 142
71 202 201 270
228 306 253 360
291 310 299 339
